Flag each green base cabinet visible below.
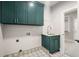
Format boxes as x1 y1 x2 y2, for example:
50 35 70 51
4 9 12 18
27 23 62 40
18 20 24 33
42 35 60 53
1 1 44 26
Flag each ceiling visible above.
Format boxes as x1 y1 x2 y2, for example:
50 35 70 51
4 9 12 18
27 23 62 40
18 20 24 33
40 1 59 7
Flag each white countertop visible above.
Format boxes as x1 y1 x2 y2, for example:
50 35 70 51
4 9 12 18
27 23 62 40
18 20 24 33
42 34 60 36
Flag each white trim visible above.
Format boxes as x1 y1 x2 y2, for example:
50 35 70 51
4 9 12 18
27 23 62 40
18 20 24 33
63 6 78 14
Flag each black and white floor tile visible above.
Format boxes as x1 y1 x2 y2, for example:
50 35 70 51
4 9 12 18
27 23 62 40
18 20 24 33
4 47 68 57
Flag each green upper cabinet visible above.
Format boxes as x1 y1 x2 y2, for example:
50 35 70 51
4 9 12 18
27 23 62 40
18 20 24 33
1 1 44 26
27 2 44 25
2 1 15 24
15 1 28 24
0 2 1 23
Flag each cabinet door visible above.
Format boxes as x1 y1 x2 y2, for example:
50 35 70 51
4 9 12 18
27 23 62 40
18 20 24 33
50 36 60 53
54 36 60 51
49 37 55 53
15 2 27 24
2 1 15 24
27 2 44 25
42 35 50 50
27 2 37 25
0 2 1 23
45 36 50 50
36 4 44 25
54 39 60 51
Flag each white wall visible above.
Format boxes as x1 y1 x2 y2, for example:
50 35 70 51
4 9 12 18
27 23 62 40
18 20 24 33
43 2 51 35
2 25 43 55
0 24 4 56
50 1 77 54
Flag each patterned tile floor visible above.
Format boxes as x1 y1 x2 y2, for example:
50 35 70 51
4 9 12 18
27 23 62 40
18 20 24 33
4 46 68 57
65 41 79 57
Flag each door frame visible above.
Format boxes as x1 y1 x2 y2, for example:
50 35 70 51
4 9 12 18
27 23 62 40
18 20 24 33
63 6 78 55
